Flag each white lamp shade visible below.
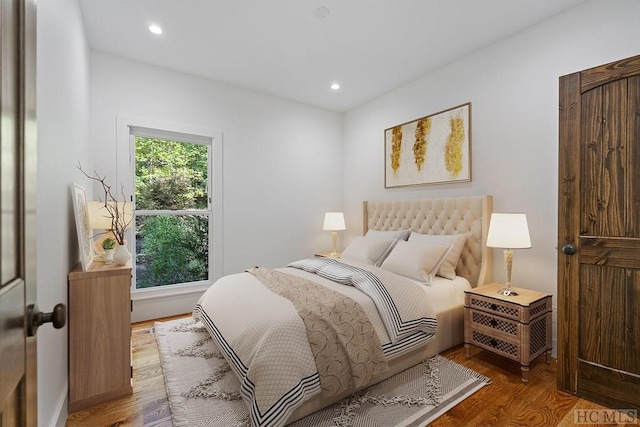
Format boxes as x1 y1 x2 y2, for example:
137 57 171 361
323 212 346 231
87 201 133 230
486 213 531 249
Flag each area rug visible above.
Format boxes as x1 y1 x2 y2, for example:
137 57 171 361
155 318 490 427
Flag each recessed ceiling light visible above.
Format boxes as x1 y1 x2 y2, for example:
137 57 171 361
330 83 340 90
314 6 330 19
149 25 163 35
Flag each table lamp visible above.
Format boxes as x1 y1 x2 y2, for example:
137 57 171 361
486 213 531 296
323 212 345 256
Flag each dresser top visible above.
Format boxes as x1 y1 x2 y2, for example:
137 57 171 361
68 261 132 280
465 282 551 306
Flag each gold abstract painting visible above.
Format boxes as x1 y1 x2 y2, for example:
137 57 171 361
385 103 471 188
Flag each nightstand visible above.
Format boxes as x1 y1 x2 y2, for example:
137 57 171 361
464 283 552 382
314 252 342 258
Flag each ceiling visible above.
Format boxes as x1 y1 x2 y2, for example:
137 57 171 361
78 0 588 112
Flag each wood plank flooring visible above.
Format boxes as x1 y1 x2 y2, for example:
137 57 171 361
66 315 617 427
65 315 182 427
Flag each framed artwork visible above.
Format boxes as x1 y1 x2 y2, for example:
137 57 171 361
385 102 471 188
71 183 93 271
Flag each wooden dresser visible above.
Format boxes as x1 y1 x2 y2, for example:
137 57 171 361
464 283 552 382
68 262 133 412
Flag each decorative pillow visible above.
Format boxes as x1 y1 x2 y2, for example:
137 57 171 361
364 229 411 266
380 240 450 284
408 232 469 279
365 228 411 241
341 236 395 265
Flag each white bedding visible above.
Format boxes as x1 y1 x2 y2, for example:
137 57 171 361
285 273 470 424
416 275 470 311
413 275 471 354
194 259 470 426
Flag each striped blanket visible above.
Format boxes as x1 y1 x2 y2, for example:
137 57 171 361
193 259 437 427
288 258 438 343
246 267 389 397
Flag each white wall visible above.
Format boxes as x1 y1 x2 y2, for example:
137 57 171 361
342 0 640 352
36 0 92 426
89 52 344 319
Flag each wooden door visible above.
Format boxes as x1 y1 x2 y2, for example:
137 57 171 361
558 54 640 409
0 0 38 425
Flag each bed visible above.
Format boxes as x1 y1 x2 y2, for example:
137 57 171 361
193 195 493 426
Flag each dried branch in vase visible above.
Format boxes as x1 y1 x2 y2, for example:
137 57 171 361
77 162 133 246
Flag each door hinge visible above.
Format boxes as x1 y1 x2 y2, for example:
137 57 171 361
131 300 133 312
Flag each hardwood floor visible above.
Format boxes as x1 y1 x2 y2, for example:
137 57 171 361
66 315 616 427
432 349 616 427
65 315 184 427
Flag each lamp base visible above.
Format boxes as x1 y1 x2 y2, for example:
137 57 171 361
497 286 518 296
330 231 338 256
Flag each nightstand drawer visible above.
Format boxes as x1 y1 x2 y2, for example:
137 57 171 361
468 312 551 363
470 330 519 361
469 309 520 343
466 293 551 322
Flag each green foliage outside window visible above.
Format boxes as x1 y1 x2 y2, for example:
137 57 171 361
134 137 210 288
135 137 208 210
136 216 208 288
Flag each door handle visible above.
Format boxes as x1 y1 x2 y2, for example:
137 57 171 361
26 303 66 337
561 243 577 255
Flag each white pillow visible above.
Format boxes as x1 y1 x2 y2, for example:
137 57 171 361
365 228 411 241
380 240 450 284
364 229 411 266
341 236 395 265
408 232 469 279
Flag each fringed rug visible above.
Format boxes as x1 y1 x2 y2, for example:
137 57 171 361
155 318 490 427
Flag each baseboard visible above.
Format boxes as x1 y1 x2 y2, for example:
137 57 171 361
132 288 205 322
49 389 68 427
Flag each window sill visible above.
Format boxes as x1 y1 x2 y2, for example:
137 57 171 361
132 281 211 302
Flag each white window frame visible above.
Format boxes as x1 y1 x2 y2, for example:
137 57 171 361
116 116 223 302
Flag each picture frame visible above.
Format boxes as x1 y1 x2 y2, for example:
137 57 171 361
384 102 471 188
71 183 93 271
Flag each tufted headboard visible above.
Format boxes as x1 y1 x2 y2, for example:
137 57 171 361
363 195 493 287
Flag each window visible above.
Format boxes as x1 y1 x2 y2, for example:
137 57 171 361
127 124 220 291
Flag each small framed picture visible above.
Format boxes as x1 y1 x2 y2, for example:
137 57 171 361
71 183 93 271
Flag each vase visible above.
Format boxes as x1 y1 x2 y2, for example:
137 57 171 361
113 244 131 266
103 249 115 264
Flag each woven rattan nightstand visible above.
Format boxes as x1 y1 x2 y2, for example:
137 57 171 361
464 283 552 382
